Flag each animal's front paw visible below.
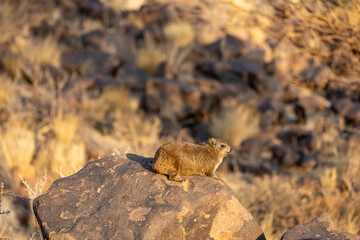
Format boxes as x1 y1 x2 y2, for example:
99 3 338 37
169 175 184 182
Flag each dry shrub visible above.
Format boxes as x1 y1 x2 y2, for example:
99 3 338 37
114 110 162 157
0 120 35 169
36 140 85 178
210 105 260 147
53 113 79 145
227 146 360 240
12 36 62 67
0 74 15 106
34 110 85 177
136 36 166 75
19 173 47 200
164 21 194 47
268 0 360 76
102 87 139 114
80 93 107 119
0 1 30 45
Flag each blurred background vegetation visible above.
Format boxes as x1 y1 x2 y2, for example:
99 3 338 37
0 0 359 239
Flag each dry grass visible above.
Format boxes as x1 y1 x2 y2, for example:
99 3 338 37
164 21 195 47
224 145 360 240
114 110 162 157
0 120 35 169
53 112 79 145
0 1 30 45
36 140 86 178
210 105 260 147
13 36 63 67
136 36 166 75
0 74 15 105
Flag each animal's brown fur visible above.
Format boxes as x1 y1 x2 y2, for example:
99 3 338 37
153 138 232 181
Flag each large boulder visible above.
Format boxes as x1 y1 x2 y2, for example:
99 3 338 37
33 154 265 240
281 214 360 240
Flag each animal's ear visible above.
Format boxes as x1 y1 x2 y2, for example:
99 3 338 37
208 138 216 146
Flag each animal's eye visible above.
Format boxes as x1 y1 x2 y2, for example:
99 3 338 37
221 144 226 148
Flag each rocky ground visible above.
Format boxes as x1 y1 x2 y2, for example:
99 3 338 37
0 0 359 239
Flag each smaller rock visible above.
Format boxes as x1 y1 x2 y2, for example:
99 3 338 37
196 60 276 95
345 103 360 127
277 128 320 155
259 97 286 127
220 34 246 59
271 144 300 167
61 49 122 75
281 214 360 240
299 151 319 169
299 65 334 90
145 78 203 121
79 0 116 25
116 62 148 91
332 97 354 116
81 30 106 49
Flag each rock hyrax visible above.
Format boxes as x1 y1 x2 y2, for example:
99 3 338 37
153 138 232 182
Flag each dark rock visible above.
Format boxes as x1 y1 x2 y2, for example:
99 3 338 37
61 49 122 75
240 138 268 156
82 31 136 61
326 89 348 101
332 97 354 116
218 149 254 173
259 97 286 127
281 214 360 240
79 0 116 25
277 128 320 155
258 160 280 175
196 60 279 96
294 101 306 124
241 43 272 67
203 39 222 58
154 62 174 79
31 21 77 40
158 117 192 140
33 155 265 240
345 103 360 127
271 144 300 167
145 78 204 121
283 84 330 122
299 151 319 169
221 34 247 59
299 65 334 90
56 0 79 13
116 62 148 91
202 34 246 59
81 30 106 49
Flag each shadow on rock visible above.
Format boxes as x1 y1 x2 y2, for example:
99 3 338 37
126 153 154 172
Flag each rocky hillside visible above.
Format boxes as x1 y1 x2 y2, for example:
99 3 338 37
0 0 359 239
